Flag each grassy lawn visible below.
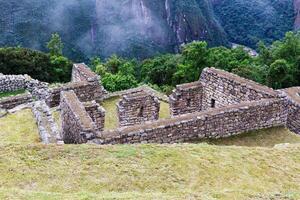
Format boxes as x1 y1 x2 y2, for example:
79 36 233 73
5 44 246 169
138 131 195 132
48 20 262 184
0 143 298 199
0 109 299 199
197 127 300 147
0 109 40 144
0 89 26 99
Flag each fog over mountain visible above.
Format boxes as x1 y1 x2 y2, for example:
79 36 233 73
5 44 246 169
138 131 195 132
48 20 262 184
0 0 296 61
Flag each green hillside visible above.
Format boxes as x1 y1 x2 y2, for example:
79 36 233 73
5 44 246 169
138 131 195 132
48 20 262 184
0 109 299 199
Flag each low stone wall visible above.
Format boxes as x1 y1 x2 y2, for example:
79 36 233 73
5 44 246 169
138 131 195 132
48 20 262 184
279 87 300 134
46 81 103 107
0 93 33 110
0 74 29 92
60 91 97 144
169 81 203 116
200 68 278 110
94 98 287 144
32 101 62 144
84 101 106 132
117 90 160 127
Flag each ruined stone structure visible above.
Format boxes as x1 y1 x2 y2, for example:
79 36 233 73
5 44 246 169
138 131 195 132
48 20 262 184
199 68 277 110
1 65 300 145
279 87 300 134
95 98 287 144
0 63 106 144
32 101 62 144
169 81 203 116
92 67 299 144
117 90 160 127
60 91 98 144
84 101 106 132
0 93 33 110
46 63 106 107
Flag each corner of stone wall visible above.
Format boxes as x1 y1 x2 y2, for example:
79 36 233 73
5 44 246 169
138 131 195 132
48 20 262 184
169 81 203 116
60 90 97 144
83 101 106 132
117 90 160 127
277 87 300 134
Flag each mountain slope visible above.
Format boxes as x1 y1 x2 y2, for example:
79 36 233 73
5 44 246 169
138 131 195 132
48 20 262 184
0 0 296 60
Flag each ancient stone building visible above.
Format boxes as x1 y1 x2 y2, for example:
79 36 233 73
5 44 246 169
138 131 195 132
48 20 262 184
169 81 203 116
84 101 106 132
117 90 160 127
60 91 98 144
1 65 300 145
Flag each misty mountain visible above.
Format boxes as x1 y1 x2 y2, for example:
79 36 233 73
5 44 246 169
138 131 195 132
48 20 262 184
0 0 296 61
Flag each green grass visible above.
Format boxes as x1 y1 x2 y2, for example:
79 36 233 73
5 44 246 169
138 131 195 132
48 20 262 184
0 143 298 199
101 97 120 130
197 127 300 147
0 109 40 144
0 109 300 199
0 89 26 99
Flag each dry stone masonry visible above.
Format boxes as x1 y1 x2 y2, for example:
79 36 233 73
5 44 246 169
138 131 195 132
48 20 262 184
60 90 99 144
32 101 63 144
169 81 203 116
279 87 300 134
94 98 287 144
0 93 33 110
84 101 106 132
117 90 160 127
1 64 300 145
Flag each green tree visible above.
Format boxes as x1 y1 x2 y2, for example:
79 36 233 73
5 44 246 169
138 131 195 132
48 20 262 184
267 59 293 89
47 33 64 56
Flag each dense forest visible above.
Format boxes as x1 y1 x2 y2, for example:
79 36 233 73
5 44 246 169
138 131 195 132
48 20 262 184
0 0 296 61
1 31 299 93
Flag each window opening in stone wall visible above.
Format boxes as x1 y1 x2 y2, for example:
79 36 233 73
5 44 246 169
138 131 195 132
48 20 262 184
138 105 144 117
187 98 192 107
211 99 216 108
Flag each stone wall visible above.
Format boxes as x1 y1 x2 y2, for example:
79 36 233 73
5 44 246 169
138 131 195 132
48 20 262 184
279 87 300 134
94 98 287 144
0 93 33 110
84 101 106 132
117 90 160 127
200 68 278 110
46 81 103 107
169 81 203 116
0 74 49 101
32 101 63 144
60 90 97 144
72 63 106 97
0 74 29 92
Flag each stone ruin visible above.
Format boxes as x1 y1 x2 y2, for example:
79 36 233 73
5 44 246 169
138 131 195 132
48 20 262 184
117 90 160 127
0 63 300 145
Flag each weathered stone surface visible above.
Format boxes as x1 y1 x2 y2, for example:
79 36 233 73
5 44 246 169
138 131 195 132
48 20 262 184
32 101 62 144
117 90 160 127
0 93 33 110
60 90 97 144
95 98 288 144
46 63 106 107
200 67 278 110
84 101 106 132
169 81 203 116
278 87 300 134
